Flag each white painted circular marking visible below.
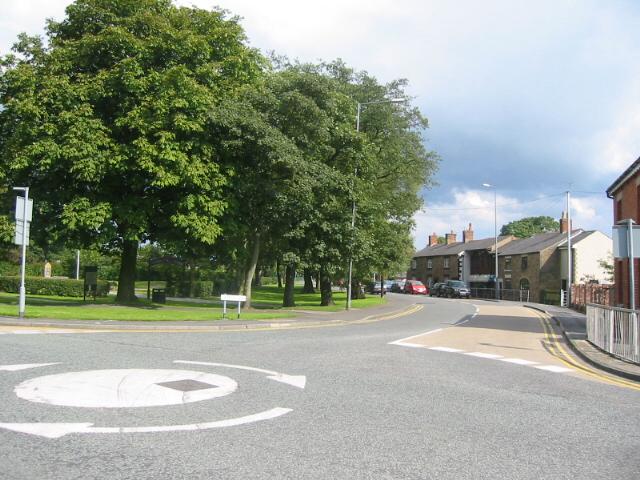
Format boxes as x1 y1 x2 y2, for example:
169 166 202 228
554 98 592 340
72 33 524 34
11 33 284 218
15 369 237 408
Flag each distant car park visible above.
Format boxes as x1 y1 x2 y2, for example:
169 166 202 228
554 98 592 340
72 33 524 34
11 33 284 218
403 280 428 295
430 282 446 297
442 280 471 298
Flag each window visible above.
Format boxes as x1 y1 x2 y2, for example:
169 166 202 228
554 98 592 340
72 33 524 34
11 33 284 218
443 257 449 269
504 256 512 271
427 259 433 269
521 256 528 270
411 259 417 270
520 278 530 290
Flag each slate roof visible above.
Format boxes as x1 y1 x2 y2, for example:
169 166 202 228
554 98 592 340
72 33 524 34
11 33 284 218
606 156 640 197
413 236 510 258
498 230 583 255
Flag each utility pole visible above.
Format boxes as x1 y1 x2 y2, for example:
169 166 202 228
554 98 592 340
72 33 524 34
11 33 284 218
566 190 572 308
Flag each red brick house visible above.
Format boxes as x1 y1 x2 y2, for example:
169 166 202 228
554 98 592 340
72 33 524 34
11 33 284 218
606 156 640 307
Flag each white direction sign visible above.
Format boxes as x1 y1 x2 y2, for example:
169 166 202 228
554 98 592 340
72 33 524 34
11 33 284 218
0 361 306 439
15 196 33 222
13 219 30 246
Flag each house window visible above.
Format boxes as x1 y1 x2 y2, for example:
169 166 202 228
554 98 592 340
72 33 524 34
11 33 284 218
521 256 528 270
427 259 433 269
443 257 449 269
411 259 417 270
504 256 512 271
520 278 530 290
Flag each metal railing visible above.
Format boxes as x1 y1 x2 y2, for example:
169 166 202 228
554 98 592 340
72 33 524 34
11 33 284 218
586 304 640 364
470 288 530 302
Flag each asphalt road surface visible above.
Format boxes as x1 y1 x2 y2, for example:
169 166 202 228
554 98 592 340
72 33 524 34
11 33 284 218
0 294 638 479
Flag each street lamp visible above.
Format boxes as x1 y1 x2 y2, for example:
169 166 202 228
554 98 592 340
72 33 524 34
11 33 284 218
346 98 405 310
482 183 499 299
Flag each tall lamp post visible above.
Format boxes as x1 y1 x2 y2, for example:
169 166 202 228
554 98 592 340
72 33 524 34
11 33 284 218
347 98 405 310
482 183 499 299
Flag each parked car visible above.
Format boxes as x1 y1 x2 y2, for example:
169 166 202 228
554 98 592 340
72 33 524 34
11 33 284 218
390 280 406 293
368 281 387 294
404 280 428 295
430 282 446 297
443 280 471 298
383 280 395 292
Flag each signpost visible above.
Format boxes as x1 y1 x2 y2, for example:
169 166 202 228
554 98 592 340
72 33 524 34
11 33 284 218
613 219 640 310
13 187 31 318
220 294 246 319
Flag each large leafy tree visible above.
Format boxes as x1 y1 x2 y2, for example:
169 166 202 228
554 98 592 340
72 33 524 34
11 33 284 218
500 216 559 238
0 0 262 301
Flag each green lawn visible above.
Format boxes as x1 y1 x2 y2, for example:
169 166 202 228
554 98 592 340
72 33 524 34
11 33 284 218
0 293 291 321
0 285 385 321
239 285 387 311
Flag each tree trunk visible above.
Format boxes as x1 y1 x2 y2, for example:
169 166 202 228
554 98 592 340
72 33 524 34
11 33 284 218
303 269 315 293
380 274 385 298
242 233 261 309
116 239 138 303
283 262 296 307
320 266 334 306
276 260 282 288
352 279 365 300
253 268 262 287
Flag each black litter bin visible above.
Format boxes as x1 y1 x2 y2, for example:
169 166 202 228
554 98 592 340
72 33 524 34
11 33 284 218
151 288 166 304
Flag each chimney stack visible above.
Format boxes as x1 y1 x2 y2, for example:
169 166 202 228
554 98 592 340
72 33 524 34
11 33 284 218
445 230 457 245
463 223 474 243
560 211 572 234
428 232 439 247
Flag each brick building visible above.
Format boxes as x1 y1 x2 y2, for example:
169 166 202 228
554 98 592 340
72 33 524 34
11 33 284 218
606 156 640 307
410 216 611 302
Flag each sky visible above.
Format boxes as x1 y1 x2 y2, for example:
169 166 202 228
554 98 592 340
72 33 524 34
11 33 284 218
2 0 639 248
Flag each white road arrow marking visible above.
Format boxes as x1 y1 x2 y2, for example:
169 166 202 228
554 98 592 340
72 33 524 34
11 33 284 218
0 408 292 439
174 360 306 389
0 363 60 372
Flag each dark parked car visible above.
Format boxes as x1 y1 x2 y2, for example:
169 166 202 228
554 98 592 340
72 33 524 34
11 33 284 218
443 280 471 298
430 282 446 297
390 280 406 293
404 280 428 295
368 282 384 294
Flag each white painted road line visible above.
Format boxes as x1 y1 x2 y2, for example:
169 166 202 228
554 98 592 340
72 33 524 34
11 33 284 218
533 365 574 373
388 328 443 346
0 363 60 372
0 408 293 439
428 346 464 353
174 360 306 389
499 358 539 366
463 352 503 359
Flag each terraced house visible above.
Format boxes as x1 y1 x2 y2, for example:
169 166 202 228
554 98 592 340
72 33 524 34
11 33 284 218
409 216 612 303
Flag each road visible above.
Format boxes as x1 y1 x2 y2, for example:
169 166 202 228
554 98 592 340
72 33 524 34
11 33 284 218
0 295 638 479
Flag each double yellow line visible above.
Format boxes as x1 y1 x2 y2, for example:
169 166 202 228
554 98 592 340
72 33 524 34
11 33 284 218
536 312 640 391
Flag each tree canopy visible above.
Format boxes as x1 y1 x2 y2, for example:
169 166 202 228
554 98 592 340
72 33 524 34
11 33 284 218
0 0 439 307
500 216 559 238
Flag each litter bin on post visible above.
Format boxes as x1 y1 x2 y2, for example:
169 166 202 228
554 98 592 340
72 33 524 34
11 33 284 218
151 288 166 304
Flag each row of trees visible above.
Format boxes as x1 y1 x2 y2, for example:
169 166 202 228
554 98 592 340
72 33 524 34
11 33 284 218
0 0 438 307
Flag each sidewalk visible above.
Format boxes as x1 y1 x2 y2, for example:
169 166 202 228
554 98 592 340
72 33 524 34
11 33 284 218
525 303 640 382
0 294 417 332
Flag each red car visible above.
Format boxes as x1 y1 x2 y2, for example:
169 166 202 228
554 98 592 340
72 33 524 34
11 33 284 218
404 280 428 295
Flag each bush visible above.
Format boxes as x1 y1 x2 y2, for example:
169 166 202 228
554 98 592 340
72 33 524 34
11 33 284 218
0 276 110 297
165 280 214 298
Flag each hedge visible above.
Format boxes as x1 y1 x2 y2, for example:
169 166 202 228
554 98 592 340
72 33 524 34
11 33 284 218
0 276 111 297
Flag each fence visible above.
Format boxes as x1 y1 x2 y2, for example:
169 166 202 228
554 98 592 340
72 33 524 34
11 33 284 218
470 288 530 302
571 284 615 309
586 304 640 364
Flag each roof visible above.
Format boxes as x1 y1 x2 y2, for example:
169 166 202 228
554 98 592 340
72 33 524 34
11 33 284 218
606 156 640 197
498 230 583 255
413 236 510 258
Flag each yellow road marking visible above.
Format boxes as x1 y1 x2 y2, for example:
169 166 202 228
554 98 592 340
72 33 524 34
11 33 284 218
535 311 640 391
